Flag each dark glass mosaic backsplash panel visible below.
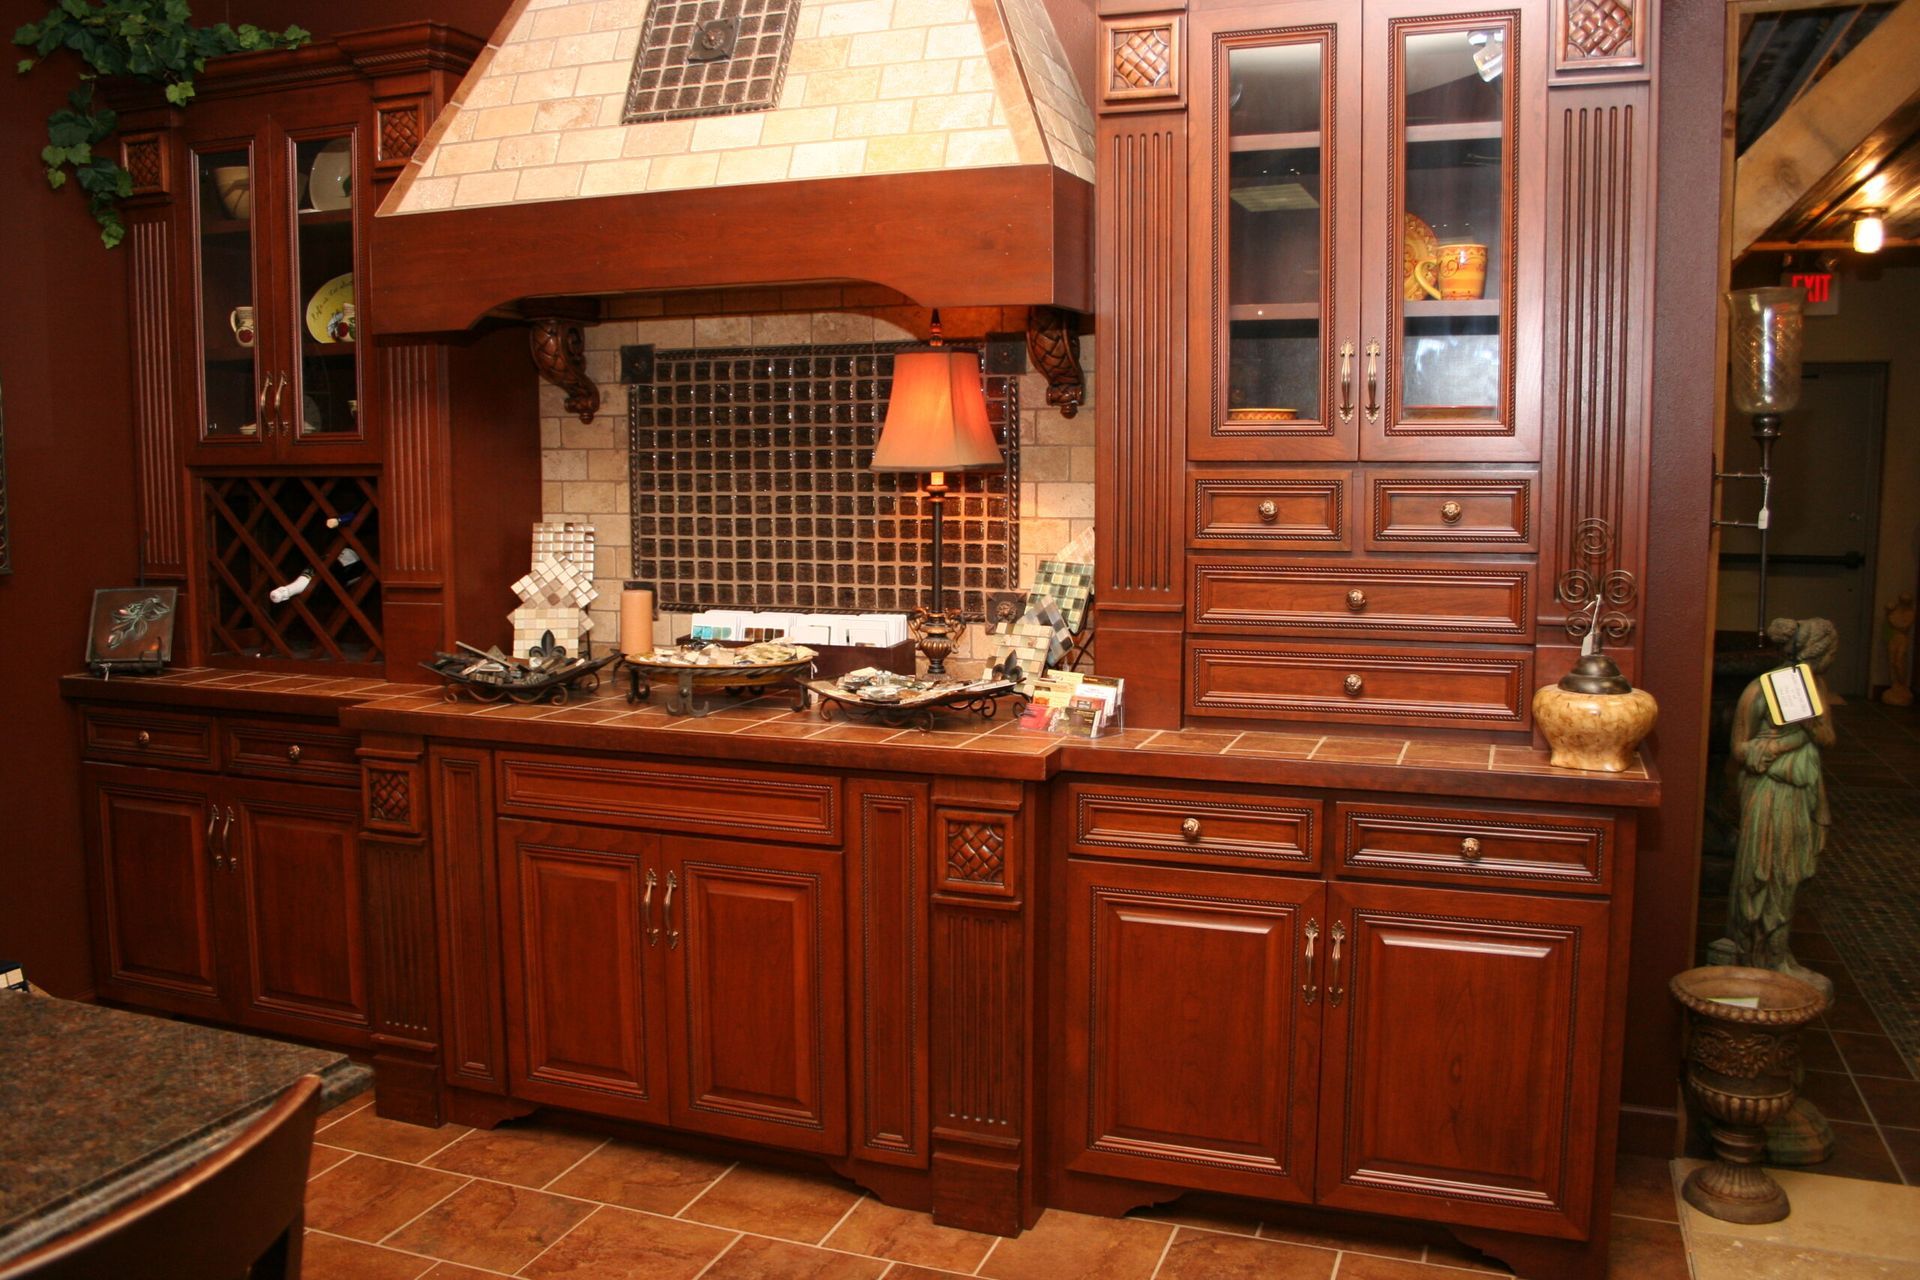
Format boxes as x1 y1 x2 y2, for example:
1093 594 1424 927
623 0 800 123
629 343 1019 620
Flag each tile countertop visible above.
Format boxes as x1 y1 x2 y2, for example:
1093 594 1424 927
0 993 369 1263
63 668 1660 806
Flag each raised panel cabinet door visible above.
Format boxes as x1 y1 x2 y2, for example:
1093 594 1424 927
1188 1 1363 461
497 819 670 1125
664 837 847 1155
228 780 370 1034
1317 882 1608 1238
1063 859 1324 1201
84 765 224 1010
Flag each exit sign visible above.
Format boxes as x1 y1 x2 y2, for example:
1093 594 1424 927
1783 270 1840 315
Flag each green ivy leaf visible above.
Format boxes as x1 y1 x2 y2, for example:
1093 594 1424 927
161 79 188 104
17 57 35 73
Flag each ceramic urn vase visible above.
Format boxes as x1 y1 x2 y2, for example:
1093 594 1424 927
1532 653 1658 772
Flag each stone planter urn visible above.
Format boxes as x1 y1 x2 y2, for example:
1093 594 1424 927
1533 652 1658 772
1670 964 1829 1223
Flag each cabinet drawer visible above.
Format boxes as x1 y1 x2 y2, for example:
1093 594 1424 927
1191 471 1348 549
1190 560 1530 641
1188 641 1531 729
1365 471 1536 552
498 754 841 846
1336 802 1612 892
225 720 360 786
1068 782 1320 873
81 707 218 769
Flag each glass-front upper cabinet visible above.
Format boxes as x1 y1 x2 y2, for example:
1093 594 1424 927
1364 2 1540 459
191 143 266 451
1190 3 1360 462
283 128 364 451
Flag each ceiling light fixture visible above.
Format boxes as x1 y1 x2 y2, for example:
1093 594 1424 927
1852 208 1886 254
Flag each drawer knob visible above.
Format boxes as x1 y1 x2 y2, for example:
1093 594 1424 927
1346 589 1368 612
1460 836 1483 861
287 744 303 763
135 730 151 747
1180 817 1203 842
1257 500 1279 523
1343 673 1364 696
1441 500 1464 524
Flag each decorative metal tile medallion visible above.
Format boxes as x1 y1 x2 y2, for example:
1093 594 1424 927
623 0 801 123
628 343 1020 620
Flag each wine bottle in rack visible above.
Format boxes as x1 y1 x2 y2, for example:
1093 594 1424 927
334 547 368 586
269 570 314 604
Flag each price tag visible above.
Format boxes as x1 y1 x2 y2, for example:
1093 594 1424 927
1759 663 1825 726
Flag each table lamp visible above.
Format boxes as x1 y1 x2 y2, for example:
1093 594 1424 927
871 316 1002 677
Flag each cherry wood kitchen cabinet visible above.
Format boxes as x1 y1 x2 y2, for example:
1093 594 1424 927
76 698 373 1050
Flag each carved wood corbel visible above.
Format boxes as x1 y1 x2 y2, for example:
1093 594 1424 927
528 317 601 423
1025 307 1084 419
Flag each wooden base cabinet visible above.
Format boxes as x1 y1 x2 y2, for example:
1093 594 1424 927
498 819 847 1155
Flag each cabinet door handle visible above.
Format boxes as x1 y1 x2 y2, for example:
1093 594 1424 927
663 871 679 950
1302 918 1319 1005
642 868 659 946
1343 673 1364 696
221 805 236 869
1328 922 1346 1006
207 808 221 868
1363 339 1381 423
271 372 288 434
1346 589 1367 612
1338 341 1355 423
1460 836 1483 862
1441 500 1464 524
1180 816 1202 843
257 377 272 436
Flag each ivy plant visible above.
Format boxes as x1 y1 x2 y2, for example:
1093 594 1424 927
14 2 308 247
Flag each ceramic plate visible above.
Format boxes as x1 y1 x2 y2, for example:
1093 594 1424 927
306 273 355 344
308 139 352 211
1403 212 1439 302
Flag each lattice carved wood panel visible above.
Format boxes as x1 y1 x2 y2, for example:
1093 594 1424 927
1103 16 1182 106
629 343 1019 620
1553 0 1645 75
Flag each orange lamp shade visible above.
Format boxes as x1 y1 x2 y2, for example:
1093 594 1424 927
870 347 1002 473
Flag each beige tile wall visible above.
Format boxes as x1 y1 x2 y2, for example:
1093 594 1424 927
535 292 1094 675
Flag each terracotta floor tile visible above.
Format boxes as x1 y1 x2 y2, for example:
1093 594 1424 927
305 1156 468 1242
308 1143 354 1180
1817 1121 1905 1184
1153 1226 1335 1279
1421 1235 1513 1273
701 1234 888 1278
320 1106 473 1163
302 1231 435 1280
1258 1205 1426 1260
426 1123 603 1189
520 1206 735 1280
316 1091 374 1131
1802 1069 1874 1124
885 1270 973 1280
545 1139 731 1214
1334 1257 1479 1279
386 1179 594 1272
1858 1075 1920 1129
823 1196 997 1271
1127 1193 1263 1237
976 1208 1171 1280
1688 1234 1920 1280
1834 1033 1918 1080
1311 737 1405 763
418 1265 508 1280
1826 998 1892 1035
1611 1152 1679 1222
1804 1028 1846 1071
681 1164 862 1243
1606 1214 1690 1280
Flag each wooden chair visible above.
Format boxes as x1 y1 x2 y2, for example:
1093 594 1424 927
1 1075 322 1280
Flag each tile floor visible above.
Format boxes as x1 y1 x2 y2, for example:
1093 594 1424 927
301 1092 1695 1280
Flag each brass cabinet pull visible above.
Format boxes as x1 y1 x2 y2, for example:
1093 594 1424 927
1338 341 1355 423
1258 500 1279 523
1180 816 1202 843
1302 918 1320 1005
136 729 152 747
1441 500 1464 524
642 868 658 946
664 871 679 949
1343 673 1364 696
207 808 220 867
256 377 272 436
1460 836 1483 861
222 805 236 869
1346 589 1367 612
1328 922 1346 1006
286 744 302 763
1363 340 1381 423
272 372 289 433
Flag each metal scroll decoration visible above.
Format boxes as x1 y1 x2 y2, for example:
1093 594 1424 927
0 374 9 574
1557 517 1636 643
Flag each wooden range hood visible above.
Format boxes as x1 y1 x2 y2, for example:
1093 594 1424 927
368 163 1091 335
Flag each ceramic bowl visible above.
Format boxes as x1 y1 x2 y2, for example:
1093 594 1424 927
211 166 251 220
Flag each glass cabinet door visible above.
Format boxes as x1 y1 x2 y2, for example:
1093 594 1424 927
282 128 364 451
191 144 268 450
1367 6 1529 455
1192 6 1358 461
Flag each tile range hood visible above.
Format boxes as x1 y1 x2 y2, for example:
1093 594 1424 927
369 0 1095 335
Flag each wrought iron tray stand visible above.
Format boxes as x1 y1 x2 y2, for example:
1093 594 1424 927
422 650 619 706
620 654 816 717
809 677 1024 733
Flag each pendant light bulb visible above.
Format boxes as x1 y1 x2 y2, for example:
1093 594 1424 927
1853 209 1886 254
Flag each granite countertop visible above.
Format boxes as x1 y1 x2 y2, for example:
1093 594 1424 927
64 666 1660 805
0 994 368 1263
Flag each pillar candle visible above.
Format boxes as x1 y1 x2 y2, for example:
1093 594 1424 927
620 583 655 657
